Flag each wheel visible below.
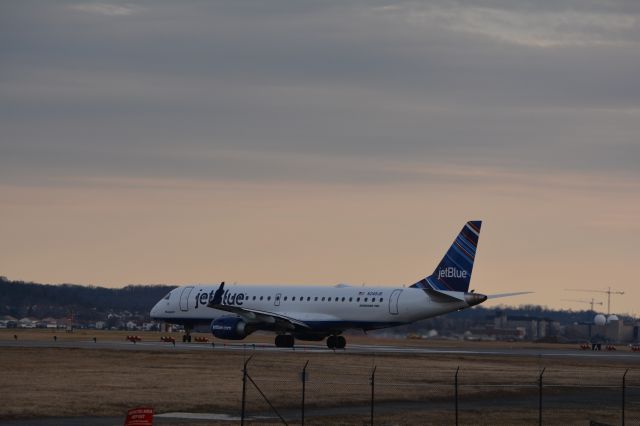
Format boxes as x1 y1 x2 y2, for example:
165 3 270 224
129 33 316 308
336 335 346 349
275 334 294 348
187 335 192 343
284 334 294 347
326 335 336 349
182 335 187 343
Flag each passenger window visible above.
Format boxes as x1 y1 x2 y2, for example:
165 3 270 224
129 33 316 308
253 296 256 300
267 296 271 301
357 297 360 302
322 297 325 301
307 297 311 301
380 298 384 302
341 297 345 302
315 297 318 301
372 298 376 302
328 297 332 302
349 297 353 302
292 297 296 301
284 296 288 301
365 298 368 302
260 296 263 301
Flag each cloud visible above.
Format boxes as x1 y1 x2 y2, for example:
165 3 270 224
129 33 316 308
69 2 139 17
374 1 640 47
2 0 639 184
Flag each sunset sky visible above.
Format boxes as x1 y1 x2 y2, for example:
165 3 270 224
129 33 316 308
2 1 639 315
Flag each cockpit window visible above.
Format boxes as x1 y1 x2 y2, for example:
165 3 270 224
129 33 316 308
163 292 171 300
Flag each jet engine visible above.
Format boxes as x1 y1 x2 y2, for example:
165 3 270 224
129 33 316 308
210 316 248 340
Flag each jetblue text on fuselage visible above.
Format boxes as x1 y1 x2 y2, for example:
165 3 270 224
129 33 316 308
437 267 468 279
196 287 245 308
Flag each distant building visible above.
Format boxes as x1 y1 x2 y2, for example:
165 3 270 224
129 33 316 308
18 317 37 328
0 315 18 329
37 317 60 329
565 319 640 343
142 322 160 331
491 313 560 341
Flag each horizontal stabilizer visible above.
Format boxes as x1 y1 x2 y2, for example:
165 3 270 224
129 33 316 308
487 291 532 299
425 288 465 303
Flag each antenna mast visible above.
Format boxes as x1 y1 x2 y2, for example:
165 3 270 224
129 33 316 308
564 287 624 315
560 298 603 312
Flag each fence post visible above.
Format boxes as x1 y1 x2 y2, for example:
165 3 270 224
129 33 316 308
241 355 253 426
455 366 460 426
370 365 377 426
538 367 545 426
622 369 629 426
301 360 309 426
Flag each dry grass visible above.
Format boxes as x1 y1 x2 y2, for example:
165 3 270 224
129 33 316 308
0 328 595 349
1 330 639 424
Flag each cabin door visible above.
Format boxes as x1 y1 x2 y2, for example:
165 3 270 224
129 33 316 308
180 286 194 311
389 289 402 315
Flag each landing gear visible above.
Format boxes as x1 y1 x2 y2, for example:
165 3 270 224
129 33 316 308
326 335 346 349
182 327 192 343
275 334 295 348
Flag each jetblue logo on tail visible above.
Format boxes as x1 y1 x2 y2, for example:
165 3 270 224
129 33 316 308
410 220 482 292
437 267 468 280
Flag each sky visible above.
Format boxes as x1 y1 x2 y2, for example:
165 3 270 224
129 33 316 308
1 1 639 315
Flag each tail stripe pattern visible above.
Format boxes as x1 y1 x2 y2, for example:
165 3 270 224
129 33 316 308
411 221 481 292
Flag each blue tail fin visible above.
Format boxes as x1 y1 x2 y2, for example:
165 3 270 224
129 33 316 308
411 221 482 292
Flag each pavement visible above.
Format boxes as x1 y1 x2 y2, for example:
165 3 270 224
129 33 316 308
2 338 640 361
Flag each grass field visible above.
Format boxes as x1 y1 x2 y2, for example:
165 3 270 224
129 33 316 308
0 327 610 349
1 329 639 425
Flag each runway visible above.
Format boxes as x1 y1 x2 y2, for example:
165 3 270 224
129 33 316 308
2 338 639 361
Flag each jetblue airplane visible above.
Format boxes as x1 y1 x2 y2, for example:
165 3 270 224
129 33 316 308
150 221 527 348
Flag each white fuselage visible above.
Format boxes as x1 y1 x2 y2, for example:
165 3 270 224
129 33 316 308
151 284 470 333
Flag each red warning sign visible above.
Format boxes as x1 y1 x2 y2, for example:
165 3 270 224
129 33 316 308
124 407 154 426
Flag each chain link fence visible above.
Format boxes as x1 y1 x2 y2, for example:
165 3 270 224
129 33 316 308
237 355 639 425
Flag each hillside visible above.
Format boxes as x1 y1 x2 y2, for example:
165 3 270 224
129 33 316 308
0 276 176 321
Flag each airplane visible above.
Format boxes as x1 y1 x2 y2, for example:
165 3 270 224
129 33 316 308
150 221 529 348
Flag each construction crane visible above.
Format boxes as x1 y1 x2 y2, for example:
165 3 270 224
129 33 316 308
564 287 624 315
560 298 603 312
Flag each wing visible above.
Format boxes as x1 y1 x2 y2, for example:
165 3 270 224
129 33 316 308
208 303 311 330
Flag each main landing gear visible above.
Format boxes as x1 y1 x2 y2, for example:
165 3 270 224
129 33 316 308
326 335 346 349
182 327 192 343
275 334 295 348
274 334 346 349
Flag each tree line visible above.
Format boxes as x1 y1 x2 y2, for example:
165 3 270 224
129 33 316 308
0 276 176 320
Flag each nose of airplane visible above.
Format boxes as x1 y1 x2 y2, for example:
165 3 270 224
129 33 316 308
150 300 162 318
